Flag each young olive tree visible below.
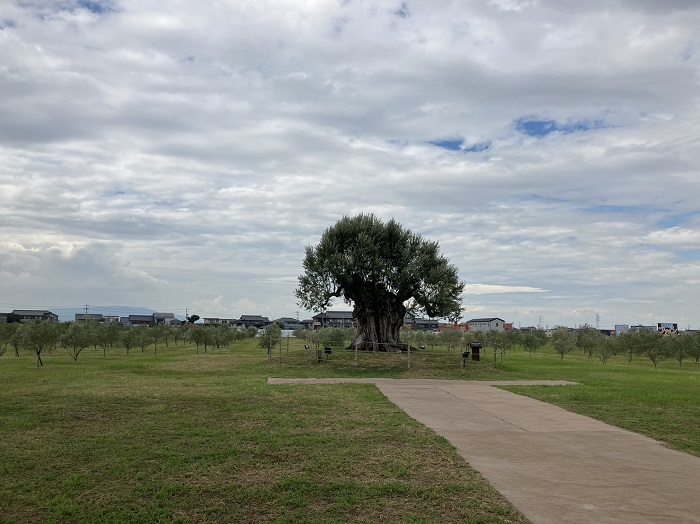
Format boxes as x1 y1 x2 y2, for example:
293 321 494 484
0 322 18 355
668 332 694 366
636 328 666 369
596 335 617 364
551 327 576 360
576 324 601 359
689 331 700 363
522 329 547 357
259 323 282 354
20 320 61 367
61 321 93 362
438 327 463 352
121 327 138 354
296 214 464 351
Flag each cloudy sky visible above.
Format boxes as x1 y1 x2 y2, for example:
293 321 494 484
1 0 699 328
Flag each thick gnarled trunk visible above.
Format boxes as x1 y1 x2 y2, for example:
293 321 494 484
350 299 406 352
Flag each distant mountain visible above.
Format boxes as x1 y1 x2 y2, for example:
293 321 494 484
52 306 183 322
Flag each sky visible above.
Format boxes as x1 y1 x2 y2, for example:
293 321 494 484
1 0 699 329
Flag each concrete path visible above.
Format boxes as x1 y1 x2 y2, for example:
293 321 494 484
269 378 700 524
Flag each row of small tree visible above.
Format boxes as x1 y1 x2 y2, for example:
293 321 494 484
287 325 700 369
0 321 259 366
550 325 700 368
288 326 548 354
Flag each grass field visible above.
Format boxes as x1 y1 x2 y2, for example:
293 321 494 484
0 340 528 524
2 337 699 523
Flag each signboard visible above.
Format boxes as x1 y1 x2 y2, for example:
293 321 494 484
657 323 678 335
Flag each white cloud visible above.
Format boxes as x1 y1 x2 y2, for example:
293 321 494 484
1 0 700 327
463 284 549 295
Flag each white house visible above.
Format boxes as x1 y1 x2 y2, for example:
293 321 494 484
466 317 506 332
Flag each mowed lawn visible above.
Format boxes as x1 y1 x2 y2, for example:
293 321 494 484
2 338 699 523
0 340 528 524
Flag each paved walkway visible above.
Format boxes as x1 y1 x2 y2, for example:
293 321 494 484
269 378 700 524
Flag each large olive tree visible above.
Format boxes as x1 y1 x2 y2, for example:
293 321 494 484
295 214 464 351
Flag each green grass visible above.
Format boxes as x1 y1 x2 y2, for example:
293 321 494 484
0 341 528 523
3 338 699 523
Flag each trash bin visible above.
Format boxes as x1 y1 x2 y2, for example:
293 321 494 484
470 342 482 361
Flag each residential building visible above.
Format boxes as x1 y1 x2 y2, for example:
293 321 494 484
312 311 355 329
466 317 506 332
272 317 305 330
153 312 176 325
75 313 104 322
11 310 59 322
127 315 154 325
238 315 270 328
404 317 441 331
614 324 630 335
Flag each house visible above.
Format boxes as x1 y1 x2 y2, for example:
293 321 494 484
202 318 236 326
466 317 506 332
75 313 104 322
312 311 355 329
128 315 154 325
404 317 442 331
301 319 314 329
272 317 305 330
11 310 59 322
153 312 176 325
238 315 270 328
116 312 179 326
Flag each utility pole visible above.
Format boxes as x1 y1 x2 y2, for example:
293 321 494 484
596 313 600 329
84 304 89 315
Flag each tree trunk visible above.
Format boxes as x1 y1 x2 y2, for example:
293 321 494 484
350 298 406 352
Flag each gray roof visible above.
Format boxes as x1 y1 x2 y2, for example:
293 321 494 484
313 311 354 319
12 309 56 316
154 312 175 319
129 314 154 321
240 315 269 321
467 318 505 323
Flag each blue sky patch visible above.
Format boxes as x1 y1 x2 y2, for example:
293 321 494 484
428 138 464 151
677 249 700 262
516 117 606 138
658 212 698 229
77 0 114 14
463 141 491 153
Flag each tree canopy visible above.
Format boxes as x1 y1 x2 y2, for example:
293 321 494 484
295 214 464 351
